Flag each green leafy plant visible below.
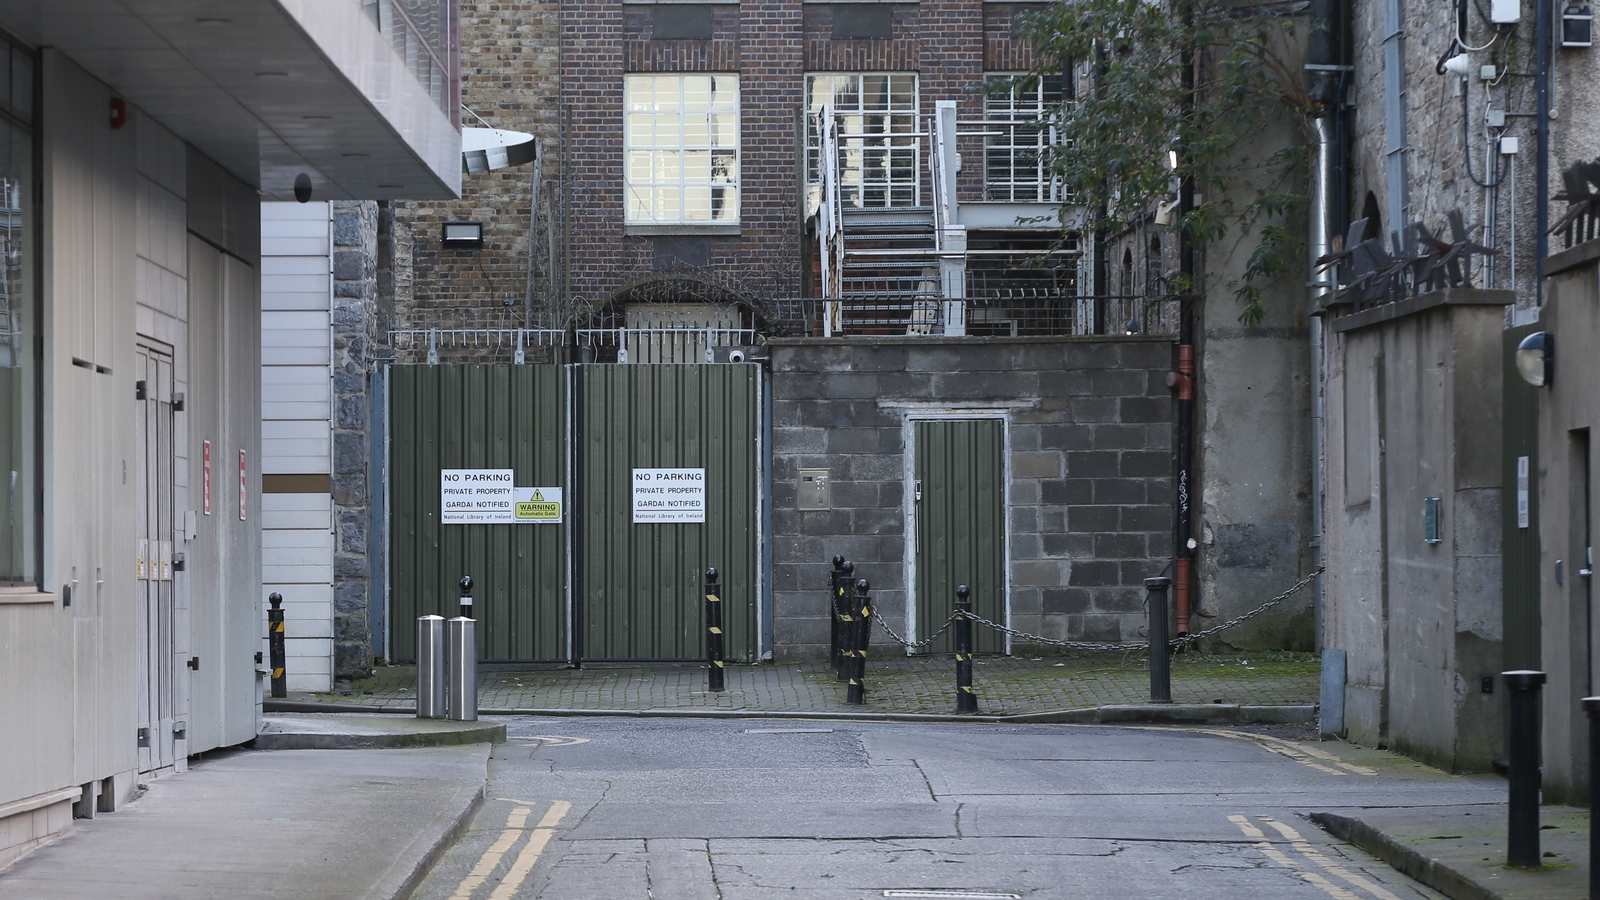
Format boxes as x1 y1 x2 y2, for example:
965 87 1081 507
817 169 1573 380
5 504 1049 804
1015 0 1314 325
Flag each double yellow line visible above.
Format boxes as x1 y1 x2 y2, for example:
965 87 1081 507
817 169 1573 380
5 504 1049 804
1229 814 1403 900
450 799 571 900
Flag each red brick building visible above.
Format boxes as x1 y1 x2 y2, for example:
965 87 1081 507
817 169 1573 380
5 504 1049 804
557 0 1085 336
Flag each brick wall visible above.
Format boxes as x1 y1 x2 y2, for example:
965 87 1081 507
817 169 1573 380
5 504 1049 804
769 335 1175 661
389 0 563 343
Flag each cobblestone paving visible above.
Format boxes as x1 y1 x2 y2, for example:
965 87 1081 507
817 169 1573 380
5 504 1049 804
308 652 1319 717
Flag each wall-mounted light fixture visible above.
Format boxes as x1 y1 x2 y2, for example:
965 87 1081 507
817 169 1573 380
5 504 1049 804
1515 331 1553 386
1563 2 1594 46
442 221 484 251
1424 497 1442 544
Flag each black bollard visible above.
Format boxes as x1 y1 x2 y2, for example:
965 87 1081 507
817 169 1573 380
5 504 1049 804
706 568 725 692
829 556 846 672
836 561 855 683
268 592 286 699
1585 696 1600 896
459 575 473 619
955 584 977 713
1146 577 1172 704
847 579 871 705
1504 670 1547 867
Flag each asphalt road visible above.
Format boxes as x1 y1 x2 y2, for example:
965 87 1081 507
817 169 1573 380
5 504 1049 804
413 717 1498 899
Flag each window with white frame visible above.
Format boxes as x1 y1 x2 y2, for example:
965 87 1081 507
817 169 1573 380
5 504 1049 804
625 74 739 225
982 73 1064 202
806 73 920 212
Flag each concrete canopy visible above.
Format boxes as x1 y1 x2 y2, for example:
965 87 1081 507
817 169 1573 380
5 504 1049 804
0 0 462 200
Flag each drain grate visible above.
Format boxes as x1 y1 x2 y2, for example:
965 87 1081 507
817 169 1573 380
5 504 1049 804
743 727 835 734
883 883 1017 890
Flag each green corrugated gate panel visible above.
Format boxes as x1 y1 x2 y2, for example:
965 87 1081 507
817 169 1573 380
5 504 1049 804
578 364 759 662
389 365 567 663
1502 325 1541 670
914 419 1006 654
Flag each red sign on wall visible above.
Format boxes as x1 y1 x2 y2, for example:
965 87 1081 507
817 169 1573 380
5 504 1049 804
203 441 212 515
239 450 247 521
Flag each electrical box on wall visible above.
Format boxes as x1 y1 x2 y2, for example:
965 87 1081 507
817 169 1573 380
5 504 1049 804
1491 0 1520 22
798 468 831 510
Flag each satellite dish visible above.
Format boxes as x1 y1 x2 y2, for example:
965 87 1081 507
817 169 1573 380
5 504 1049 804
462 127 537 173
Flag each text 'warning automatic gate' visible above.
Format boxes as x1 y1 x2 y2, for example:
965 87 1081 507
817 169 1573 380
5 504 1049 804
389 363 760 664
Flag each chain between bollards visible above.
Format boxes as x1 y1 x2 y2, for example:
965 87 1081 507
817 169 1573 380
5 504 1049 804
954 585 976 713
1146 577 1172 704
847 579 871 705
267 592 286 699
1504 669 1546 868
828 557 847 676
706 568 725 692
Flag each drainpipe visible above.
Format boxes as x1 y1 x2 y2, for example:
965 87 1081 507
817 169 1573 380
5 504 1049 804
1307 0 1348 646
1170 0 1197 635
1169 332 1195 635
1535 0 1551 305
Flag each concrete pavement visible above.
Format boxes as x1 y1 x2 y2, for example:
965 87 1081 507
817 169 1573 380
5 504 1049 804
408 716 1529 900
0 744 489 900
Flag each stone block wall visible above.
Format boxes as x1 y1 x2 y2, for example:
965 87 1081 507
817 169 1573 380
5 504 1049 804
331 201 380 677
768 336 1175 661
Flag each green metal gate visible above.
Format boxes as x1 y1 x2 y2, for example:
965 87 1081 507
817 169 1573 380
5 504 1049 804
913 418 1007 653
390 365 567 662
575 364 760 661
1503 325 1541 671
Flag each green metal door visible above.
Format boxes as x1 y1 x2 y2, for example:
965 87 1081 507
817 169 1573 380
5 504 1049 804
1503 325 1541 670
389 365 567 662
914 418 1006 654
576 364 759 661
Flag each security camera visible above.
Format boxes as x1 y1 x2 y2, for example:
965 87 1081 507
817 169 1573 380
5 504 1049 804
294 173 313 203
727 348 747 363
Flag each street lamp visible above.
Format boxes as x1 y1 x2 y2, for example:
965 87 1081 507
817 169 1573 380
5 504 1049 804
1515 331 1553 387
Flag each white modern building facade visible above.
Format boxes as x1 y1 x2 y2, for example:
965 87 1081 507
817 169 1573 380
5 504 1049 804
0 0 459 866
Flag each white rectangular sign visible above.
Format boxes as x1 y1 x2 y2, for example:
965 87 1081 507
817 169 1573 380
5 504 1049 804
1516 456 1530 529
632 468 706 523
441 469 516 523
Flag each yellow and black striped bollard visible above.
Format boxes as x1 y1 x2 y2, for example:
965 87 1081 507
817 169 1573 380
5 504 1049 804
847 579 871 705
705 567 725 692
955 584 977 713
268 592 287 699
828 556 846 674
835 560 854 682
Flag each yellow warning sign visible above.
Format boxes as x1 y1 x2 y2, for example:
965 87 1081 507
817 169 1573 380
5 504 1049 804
513 487 563 523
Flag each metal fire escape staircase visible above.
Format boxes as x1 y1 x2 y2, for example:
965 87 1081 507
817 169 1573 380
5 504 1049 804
819 101 968 336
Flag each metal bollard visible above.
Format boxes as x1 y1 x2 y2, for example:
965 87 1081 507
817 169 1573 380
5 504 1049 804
1585 696 1600 896
1504 670 1546 866
955 584 977 713
1146 577 1172 704
847 579 872 705
268 592 287 699
416 615 447 719
706 568 726 692
836 561 855 682
838 554 851 672
447 576 478 722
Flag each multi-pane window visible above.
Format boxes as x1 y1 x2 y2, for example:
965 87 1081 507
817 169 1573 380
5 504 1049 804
983 74 1064 202
0 43 32 585
806 73 920 212
625 74 739 225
